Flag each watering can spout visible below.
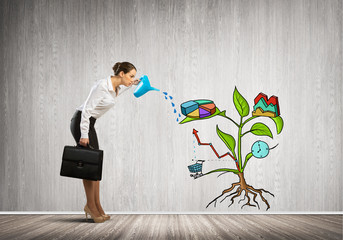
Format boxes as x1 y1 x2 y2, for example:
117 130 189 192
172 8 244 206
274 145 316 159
149 86 160 92
133 75 160 98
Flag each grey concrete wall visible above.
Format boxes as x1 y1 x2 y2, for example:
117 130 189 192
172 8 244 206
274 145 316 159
0 0 342 212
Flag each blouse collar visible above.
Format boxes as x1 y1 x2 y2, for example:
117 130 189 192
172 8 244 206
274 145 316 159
107 75 121 93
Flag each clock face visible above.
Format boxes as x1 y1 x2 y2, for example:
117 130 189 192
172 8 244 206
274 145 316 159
251 141 269 158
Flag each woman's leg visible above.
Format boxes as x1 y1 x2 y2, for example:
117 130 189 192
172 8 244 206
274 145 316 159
70 112 101 217
88 123 106 215
83 180 102 217
94 180 106 215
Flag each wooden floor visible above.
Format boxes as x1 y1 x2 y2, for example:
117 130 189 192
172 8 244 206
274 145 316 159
0 214 341 240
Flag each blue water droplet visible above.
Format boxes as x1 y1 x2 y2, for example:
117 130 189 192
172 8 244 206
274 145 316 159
169 96 173 100
171 102 175 107
176 118 179 122
163 92 168 95
178 113 181 117
174 109 176 113
165 96 168 100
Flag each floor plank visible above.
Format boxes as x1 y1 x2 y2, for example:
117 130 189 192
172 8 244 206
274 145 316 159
0 214 341 240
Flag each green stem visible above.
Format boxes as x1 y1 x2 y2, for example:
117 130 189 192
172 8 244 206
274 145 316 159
242 153 253 171
220 114 239 128
242 116 258 127
239 116 260 172
242 160 248 171
241 130 252 137
237 117 243 172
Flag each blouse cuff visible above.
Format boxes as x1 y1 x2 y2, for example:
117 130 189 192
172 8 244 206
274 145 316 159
80 132 89 139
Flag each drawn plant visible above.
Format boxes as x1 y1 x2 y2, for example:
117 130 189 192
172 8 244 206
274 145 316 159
180 87 284 210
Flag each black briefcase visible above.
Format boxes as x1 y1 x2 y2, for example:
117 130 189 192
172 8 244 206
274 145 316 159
60 145 103 181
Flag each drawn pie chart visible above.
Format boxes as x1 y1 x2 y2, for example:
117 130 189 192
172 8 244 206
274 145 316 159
181 100 216 119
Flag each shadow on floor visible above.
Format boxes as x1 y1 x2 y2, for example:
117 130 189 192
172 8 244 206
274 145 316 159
46 216 94 223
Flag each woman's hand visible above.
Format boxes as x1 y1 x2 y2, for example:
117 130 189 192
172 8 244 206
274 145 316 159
133 78 141 85
79 138 89 147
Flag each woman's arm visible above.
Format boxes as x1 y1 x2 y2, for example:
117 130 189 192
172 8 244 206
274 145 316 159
117 78 140 96
79 82 104 146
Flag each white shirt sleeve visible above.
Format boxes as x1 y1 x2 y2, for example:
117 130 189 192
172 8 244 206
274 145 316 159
79 80 134 139
80 83 104 138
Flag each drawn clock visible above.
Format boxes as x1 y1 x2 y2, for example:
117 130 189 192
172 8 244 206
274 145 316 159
251 140 270 158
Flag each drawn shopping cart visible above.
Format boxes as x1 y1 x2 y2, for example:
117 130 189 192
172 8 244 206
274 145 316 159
188 160 205 179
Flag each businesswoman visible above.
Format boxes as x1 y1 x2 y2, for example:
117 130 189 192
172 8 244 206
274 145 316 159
70 62 139 223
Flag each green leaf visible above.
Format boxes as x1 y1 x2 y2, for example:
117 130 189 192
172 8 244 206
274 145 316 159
250 122 273 138
216 125 236 158
233 87 249 117
242 152 253 170
204 168 239 175
271 116 284 134
179 107 225 124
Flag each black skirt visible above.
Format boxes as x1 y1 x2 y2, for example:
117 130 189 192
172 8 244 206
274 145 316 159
70 110 99 150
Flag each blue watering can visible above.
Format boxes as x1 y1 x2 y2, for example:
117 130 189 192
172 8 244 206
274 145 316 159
133 75 160 98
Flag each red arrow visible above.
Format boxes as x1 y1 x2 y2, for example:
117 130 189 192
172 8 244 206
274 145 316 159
192 128 240 172
192 129 201 144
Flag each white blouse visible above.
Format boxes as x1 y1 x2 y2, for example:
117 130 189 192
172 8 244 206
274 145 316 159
76 75 132 138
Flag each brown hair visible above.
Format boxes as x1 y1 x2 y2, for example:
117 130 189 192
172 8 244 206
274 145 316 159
112 62 137 76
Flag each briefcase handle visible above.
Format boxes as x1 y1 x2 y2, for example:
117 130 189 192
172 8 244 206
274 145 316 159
77 143 94 149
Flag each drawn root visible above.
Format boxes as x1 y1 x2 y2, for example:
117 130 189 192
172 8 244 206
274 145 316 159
206 182 274 210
